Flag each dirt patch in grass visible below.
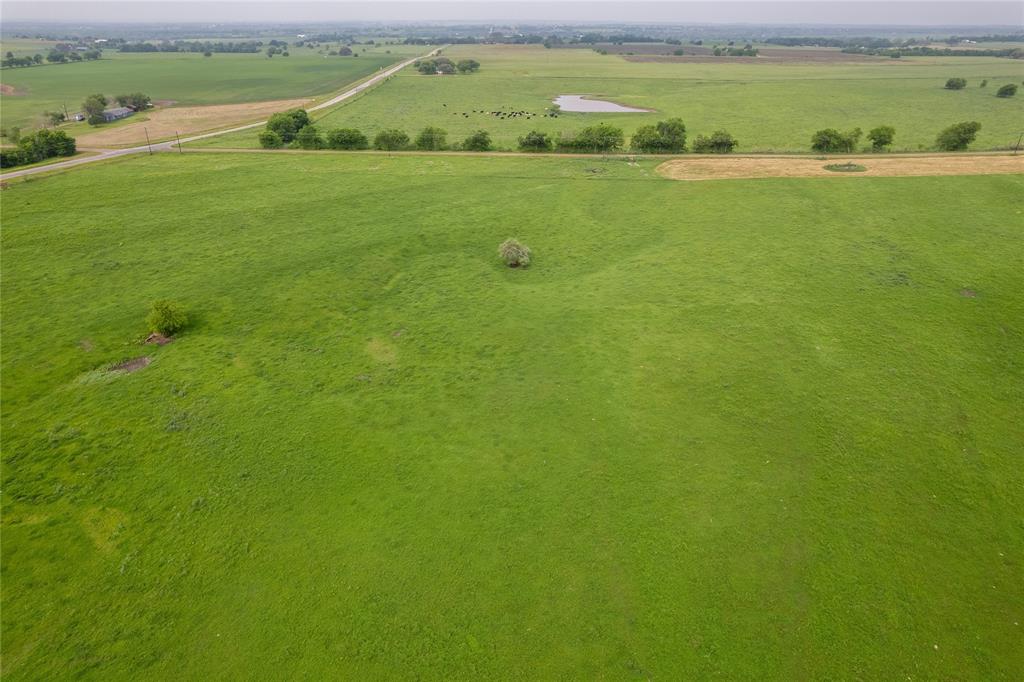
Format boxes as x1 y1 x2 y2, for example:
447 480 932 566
75 98 313 147
145 332 172 346
110 356 151 373
0 83 23 95
960 288 979 297
656 155 1024 181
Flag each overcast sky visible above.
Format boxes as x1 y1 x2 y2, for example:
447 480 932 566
3 1 1022 26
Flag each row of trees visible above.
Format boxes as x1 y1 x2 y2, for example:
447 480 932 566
810 122 983 152
119 41 264 53
2 49 100 68
0 129 76 168
257 113 737 154
414 57 481 75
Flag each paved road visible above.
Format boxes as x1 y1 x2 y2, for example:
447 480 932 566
0 49 437 181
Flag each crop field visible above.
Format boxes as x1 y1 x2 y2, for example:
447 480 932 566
191 44 1024 152
2 152 1022 679
0 43 422 130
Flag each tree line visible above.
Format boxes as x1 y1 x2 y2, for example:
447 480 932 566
414 57 481 75
2 48 101 68
0 129 76 168
810 121 985 152
257 111 738 154
119 41 266 53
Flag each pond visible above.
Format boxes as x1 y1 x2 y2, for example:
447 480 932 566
552 95 651 113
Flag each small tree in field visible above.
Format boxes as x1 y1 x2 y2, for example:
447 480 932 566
498 239 531 268
944 77 967 90
462 129 492 151
293 125 323 149
259 130 283 148
810 127 862 153
415 126 447 150
518 130 553 152
147 300 189 336
373 128 409 150
867 125 896 151
456 59 481 73
935 121 981 151
326 128 368 149
996 83 1017 98
692 130 738 154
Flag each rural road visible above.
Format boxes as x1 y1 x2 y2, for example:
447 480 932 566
0 49 440 181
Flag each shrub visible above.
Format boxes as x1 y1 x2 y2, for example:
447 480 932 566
692 130 738 154
462 129 492 151
810 127 862 153
293 125 324 149
630 118 687 153
944 77 967 90
518 130 553 152
16 129 76 162
266 109 310 143
326 128 368 150
866 125 896 151
935 121 981 151
416 59 436 74
498 239 531 268
560 124 624 153
456 59 480 73
147 300 189 336
0 149 25 168
115 92 151 110
258 130 284 148
436 62 456 75
996 83 1017 98
415 126 447 150
374 128 409 150
980 79 988 88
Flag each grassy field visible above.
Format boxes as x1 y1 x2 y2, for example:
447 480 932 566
2 152 1022 678
0 44 423 130
192 44 1024 152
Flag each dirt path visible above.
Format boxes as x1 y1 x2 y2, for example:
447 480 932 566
74 98 314 147
656 155 1024 181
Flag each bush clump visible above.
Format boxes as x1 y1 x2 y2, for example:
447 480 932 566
944 77 967 90
415 126 448 151
810 127 862 153
147 300 189 336
518 130 553 152
374 128 410 150
498 239 531 268
630 118 687 153
461 129 492 151
692 130 738 154
326 128 369 150
935 121 981 151
558 124 624 153
996 83 1018 98
258 130 283 149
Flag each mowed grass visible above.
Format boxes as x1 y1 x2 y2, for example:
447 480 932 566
0 44 423 130
2 153 1022 679
195 44 1024 152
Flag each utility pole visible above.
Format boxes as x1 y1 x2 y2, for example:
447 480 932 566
175 131 183 154
144 127 153 155
1014 131 1023 155
62 101 70 121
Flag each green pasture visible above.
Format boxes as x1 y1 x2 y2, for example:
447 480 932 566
0 44 423 130
2 152 1021 678
194 44 1024 152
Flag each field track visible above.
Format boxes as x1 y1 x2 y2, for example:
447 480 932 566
657 154 1024 180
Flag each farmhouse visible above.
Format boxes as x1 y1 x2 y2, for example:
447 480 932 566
102 107 134 122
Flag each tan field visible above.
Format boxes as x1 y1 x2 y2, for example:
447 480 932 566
656 154 1024 181
75 98 313 147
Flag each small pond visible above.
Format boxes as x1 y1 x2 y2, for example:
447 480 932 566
552 95 650 113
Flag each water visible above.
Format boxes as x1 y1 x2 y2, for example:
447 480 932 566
552 95 650 113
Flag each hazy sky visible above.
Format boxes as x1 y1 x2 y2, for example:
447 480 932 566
3 1 1022 26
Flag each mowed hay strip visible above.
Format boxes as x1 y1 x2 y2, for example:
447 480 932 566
656 155 1024 181
75 98 314 147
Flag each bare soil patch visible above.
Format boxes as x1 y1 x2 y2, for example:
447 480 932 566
656 155 1024 181
145 333 172 346
75 98 313 147
0 83 22 95
110 356 151 373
